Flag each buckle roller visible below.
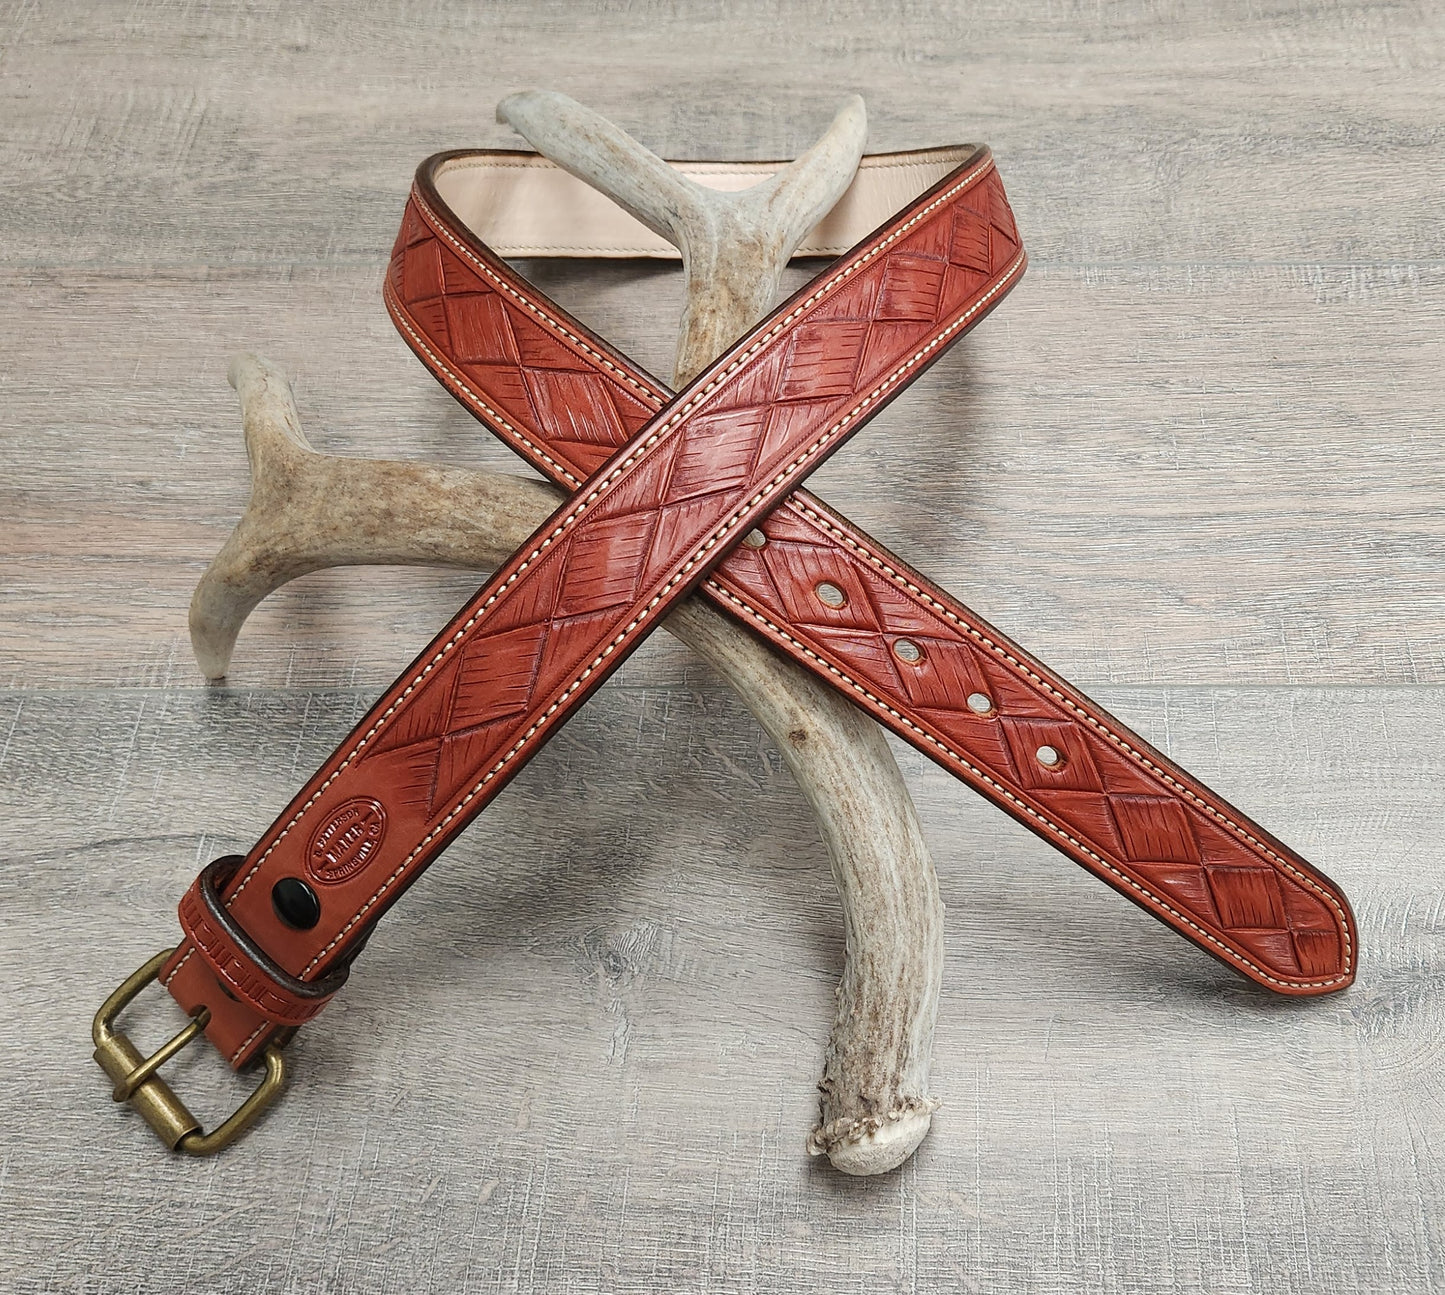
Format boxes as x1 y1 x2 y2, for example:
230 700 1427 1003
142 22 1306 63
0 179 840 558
91 948 286 1156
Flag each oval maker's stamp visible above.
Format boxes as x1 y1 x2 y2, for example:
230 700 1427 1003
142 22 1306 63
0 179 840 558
307 797 388 884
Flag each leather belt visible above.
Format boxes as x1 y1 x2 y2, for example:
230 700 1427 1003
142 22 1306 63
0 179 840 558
93 144 1356 1155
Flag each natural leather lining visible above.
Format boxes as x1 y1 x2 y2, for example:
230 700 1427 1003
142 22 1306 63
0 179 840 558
432 145 977 259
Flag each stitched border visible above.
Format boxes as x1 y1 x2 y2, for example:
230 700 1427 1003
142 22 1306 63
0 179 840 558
384 288 584 490
161 946 271 1065
382 288 588 490
225 155 1002 938
161 946 192 987
229 1022 269 1065
412 189 670 408
394 177 1351 988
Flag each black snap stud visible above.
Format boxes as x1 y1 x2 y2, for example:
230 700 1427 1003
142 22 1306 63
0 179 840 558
272 877 321 930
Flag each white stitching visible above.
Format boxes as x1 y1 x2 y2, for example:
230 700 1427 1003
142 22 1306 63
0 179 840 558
161 946 193 987
162 944 273 1062
383 287 586 490
229 1022 269 1065
413 190 667 407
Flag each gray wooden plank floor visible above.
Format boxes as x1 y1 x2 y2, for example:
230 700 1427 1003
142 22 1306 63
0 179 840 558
2 2 1441 1292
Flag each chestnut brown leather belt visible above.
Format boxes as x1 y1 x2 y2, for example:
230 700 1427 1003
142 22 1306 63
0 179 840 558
93 145 1356 1155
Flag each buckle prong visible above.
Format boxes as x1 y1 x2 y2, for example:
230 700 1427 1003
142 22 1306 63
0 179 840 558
92 947 286 1155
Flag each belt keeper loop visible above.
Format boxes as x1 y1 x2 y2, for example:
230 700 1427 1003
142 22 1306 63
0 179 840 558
190 855 352 1006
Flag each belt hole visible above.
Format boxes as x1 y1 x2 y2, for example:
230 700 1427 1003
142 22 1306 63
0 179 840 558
742 528 767 549
1035 745 1062 769
893 638 923 664
815 582 846 609
966 692 993 715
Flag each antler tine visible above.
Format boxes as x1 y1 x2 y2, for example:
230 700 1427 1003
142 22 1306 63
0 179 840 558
744 95 869 259
496 89 710 245
497 90 868 385
190 355 557 679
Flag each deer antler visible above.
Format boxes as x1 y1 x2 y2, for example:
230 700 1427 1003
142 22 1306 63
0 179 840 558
191 93 946 1175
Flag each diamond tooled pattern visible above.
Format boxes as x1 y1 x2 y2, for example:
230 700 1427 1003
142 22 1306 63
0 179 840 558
381 156 1353 993
377 174 995 811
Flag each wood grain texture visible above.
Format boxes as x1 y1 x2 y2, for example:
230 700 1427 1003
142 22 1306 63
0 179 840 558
2 0 1442 1290
1 684 1441 1293
5 260 1441 690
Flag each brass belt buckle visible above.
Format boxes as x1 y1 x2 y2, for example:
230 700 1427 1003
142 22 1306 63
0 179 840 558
92 948 285 1155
